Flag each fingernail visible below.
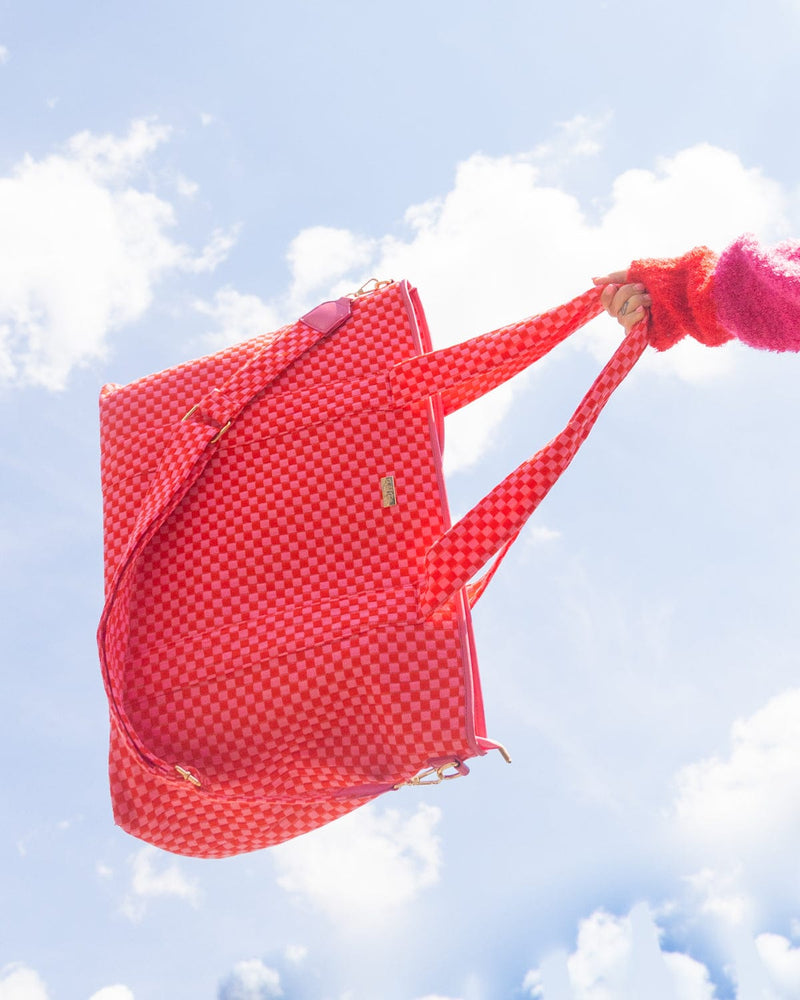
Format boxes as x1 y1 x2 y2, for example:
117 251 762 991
635 283 646 292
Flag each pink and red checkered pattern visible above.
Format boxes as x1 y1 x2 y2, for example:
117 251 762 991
98 281 647 857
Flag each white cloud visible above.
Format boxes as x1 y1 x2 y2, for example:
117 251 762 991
524 524 562 546
673 687 800 855
218 960 282 1000
195 286 282 351
528 114 610 181
272 802 442 924
523 903 715 1000
0 967 134 1000
414 995 463 1000
0 46 8 65
87 988 135 1000
756 933 800 999
212 133 788 473
185 224 241 273
176 174 199 198
121 845 200 922
684 867 751 926
66 118 172 182
286 225 376 306
678 868 800 999
602 145 787 256
0 118 235 389
0 965 49 1000
672 690 800 974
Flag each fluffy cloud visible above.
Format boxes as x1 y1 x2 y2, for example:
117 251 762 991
121 845 200 922
196 286 282 352
198 127 791 473
0 965 49 1000
670 693 800 997
756 933 800 999
286 225 376 306
414 995 463 1000
283 945 307 965
673 687 800 857
523 903 715 1000
0 118 234 389
218 960 282 1000
414 996 463 1000
0 965 134 1000
271 802 442 924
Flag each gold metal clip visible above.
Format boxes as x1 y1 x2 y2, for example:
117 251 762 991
351 278 394 298
181 405 230 444
175 765 202 787
210 421 231 444
396 760 465 788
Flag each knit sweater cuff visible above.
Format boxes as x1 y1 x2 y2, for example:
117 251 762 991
628 246 732 351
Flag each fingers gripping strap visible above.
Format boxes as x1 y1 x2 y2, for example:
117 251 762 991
419 319 649 619
391 289 604 413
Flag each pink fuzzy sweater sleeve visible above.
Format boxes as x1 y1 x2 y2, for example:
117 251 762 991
713 235 800 352
626 235 800 354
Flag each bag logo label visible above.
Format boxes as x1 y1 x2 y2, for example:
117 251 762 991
380 476 397 507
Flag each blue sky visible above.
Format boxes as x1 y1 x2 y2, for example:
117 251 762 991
2 1 800 998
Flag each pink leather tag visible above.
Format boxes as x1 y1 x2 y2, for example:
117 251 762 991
300 297 352 335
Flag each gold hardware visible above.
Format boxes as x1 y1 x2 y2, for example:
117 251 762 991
211 421 231 444
181 405 230 444
175 765 201 787
380 475 397 508
351 278 394 298
395 760 465 788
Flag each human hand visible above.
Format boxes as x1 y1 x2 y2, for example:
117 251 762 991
592 271 651 332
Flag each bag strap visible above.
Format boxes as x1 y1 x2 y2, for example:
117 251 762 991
391 289 604 414
97 313 342 771
418 315 650 617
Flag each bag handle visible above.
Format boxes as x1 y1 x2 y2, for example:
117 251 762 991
391 288 604 414
418 312 650 617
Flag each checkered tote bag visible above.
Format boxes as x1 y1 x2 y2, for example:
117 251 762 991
97 280 648 858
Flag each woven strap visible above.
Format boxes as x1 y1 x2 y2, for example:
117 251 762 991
418 315 649 617
97 317 335 770
391 289 604 414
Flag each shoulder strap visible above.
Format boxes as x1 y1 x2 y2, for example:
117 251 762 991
97 313 341 773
